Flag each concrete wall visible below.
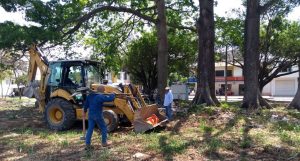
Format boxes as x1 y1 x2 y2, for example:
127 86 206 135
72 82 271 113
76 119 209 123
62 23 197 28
0 79 13 97
233 67 243 77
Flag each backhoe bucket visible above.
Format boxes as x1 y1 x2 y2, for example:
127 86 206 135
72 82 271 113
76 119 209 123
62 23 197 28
23 81 40 98
133 104 168 133
23 86 34 98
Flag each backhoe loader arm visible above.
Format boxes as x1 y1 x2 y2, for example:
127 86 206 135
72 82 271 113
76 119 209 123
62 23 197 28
27 44 50 111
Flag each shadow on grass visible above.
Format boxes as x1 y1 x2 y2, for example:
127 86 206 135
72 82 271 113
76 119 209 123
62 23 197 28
158 135 190 161
0 133 50 160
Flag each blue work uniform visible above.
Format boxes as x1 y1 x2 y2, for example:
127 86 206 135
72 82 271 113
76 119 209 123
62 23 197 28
163 90 173 119
84 93 115 145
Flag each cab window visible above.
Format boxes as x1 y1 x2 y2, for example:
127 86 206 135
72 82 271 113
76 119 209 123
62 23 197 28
64 65 83 87
49 62 62 86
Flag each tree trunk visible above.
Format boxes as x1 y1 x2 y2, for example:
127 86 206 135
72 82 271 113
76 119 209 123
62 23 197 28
155 0 168 103
192 0 219 106
225 45 228 102
288 59 300 110
5 78 11 99
13 69 21 100
1 80 3 98
242 0 260 109
258 82 272 109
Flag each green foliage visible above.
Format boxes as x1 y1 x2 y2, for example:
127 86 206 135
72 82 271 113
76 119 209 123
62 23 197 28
123 31 158 93
0 0 197 77
0 70 12 81
215 16 244 63
269 19 300 59
15 74 28 85
124 30 196 93
215 16 244 47
168 29 197 81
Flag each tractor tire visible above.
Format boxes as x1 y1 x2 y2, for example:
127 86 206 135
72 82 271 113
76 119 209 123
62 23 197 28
45 98 76 131
103 110 119 132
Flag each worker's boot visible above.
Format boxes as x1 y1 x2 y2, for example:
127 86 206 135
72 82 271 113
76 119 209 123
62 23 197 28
102 141 112 147
85 145 94 151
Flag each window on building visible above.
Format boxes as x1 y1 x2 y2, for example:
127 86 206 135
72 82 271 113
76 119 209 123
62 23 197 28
227 70 233 77
239 84 245 95
117 73 121 79
215 70 224 76
124 72 127 80
280 67 292 73
216 70 233 77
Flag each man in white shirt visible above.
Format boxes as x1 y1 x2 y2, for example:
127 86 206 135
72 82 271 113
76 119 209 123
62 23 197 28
163 87 173 120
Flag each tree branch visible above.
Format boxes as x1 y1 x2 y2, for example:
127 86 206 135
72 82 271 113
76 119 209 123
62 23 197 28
259 0 279 14
64 5 196 37
275 70 299 77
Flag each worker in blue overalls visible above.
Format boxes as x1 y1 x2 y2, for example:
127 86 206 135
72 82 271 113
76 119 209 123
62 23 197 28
83 85 115 150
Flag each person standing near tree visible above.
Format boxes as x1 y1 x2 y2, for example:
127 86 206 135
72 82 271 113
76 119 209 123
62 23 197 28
83 85 115 150
163 87 173 120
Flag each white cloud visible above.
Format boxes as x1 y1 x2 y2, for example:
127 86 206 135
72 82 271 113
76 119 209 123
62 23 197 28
287 6 300 21
0 7 40 26
215 0 244 18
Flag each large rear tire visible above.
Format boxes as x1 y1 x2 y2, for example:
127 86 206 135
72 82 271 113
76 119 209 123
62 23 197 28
103 110 119 132
45 98 76 131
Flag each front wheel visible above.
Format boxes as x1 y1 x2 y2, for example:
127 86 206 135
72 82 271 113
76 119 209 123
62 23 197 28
103 110 119 132
45 98 76 131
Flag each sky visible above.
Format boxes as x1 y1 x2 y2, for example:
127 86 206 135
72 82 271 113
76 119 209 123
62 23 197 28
0 0 299 26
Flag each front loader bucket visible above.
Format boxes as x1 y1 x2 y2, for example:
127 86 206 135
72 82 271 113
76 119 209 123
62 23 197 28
133 104 168 133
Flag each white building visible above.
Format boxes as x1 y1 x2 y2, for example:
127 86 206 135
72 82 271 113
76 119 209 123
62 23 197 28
215 62 298 96
0 78 14 97
215 62 245 96
105 71 131 85
0 74 26 97
262 66 298 96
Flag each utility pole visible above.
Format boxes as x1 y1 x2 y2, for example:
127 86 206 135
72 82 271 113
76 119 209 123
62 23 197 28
225 45 228 102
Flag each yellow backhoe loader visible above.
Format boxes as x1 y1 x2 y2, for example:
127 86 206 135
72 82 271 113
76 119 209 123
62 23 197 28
23 44 167 133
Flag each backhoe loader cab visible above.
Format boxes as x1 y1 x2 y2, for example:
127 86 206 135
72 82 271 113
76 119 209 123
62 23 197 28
25 45 167 132
46 60 101 104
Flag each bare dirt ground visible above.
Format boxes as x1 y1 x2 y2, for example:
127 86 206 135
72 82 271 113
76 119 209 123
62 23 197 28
0 98 299 161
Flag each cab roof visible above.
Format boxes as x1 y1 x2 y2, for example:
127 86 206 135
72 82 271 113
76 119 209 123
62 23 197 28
49 59 100 65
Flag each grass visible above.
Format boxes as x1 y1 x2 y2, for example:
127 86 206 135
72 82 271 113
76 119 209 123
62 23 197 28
1 99 300 160
17 142 35 154
199 118 214 133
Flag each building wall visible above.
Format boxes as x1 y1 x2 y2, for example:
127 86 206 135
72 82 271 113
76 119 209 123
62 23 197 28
214 63 298 96
105 71 131 85
233 67 243 77
0 79 13 97
262 83 271 96
216 81 244 96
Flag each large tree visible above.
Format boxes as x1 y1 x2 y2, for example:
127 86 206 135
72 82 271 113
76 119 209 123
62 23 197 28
124 31 196 96
242 0 299 109
192 0 219 106
283 22 300 109
0 0 197 100
155 0 169 101
242 0 260 109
